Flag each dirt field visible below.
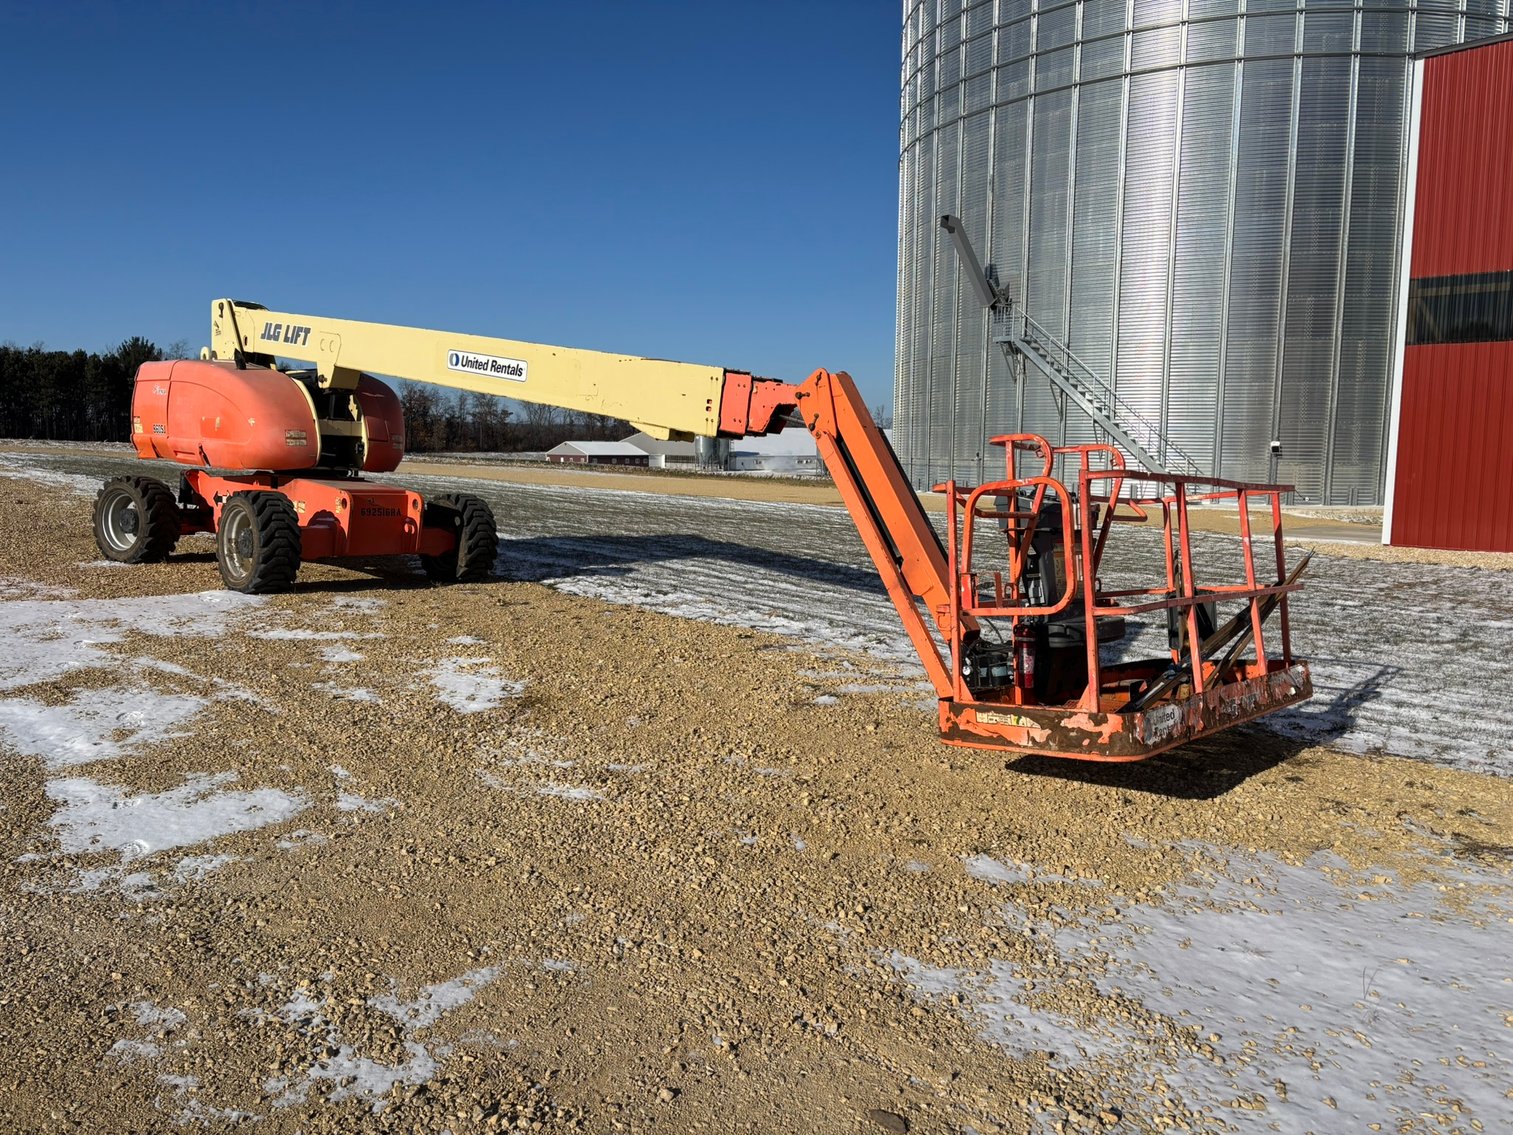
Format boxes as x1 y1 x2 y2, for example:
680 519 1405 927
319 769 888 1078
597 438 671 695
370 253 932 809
1 447 1510 1134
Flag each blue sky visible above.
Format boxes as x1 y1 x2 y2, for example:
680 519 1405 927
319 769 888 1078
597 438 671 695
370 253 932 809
0 1 903 408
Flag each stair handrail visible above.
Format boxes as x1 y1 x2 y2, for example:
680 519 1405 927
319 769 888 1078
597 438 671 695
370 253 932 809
991 299 1205 481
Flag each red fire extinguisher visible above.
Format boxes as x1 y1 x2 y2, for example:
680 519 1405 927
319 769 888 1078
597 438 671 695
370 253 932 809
1014 621 1038 692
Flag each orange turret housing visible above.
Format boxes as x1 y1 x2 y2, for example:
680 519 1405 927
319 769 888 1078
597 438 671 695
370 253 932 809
130 359 405 474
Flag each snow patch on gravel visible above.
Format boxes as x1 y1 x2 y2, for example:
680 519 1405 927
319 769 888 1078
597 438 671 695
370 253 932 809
371 967 501 1030
536 783 606 801
0 452 100 494
962 854 1033 886
0 576 76 599
476 769 604 801
429 657 525 713
1074 850 1513 1131
134 1001 188 1030
171 853 238 882
886 951 1120 1065
249 628 385 642
336 791 394 813
0 686 206 768
261 966 502 1112
963 854 1100 888
298 1042 438 1107
331 596 385 614
107 1039 162 1061
890 846 1513 1132
46 772 308 861
0 590 264 691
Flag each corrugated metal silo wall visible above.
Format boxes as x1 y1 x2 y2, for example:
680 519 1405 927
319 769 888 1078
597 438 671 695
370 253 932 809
895 0 1511 502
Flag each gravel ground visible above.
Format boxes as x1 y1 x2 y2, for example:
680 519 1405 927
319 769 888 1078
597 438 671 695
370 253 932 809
0 446 1510 1135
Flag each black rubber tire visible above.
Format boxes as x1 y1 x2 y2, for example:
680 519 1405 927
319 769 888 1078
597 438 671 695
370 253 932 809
215 491 302 594
92 476 179 563
420 493 498 583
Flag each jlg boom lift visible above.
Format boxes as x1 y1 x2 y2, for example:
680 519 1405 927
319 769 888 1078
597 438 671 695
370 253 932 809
93 298 1311 762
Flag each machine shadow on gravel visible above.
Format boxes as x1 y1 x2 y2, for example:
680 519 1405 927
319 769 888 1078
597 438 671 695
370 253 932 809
1008 728 1307 800
1009 662 1398 800
284 560 451 594
154 548 446 594
494 533 886 594
139 533 876 597
163 550 217 564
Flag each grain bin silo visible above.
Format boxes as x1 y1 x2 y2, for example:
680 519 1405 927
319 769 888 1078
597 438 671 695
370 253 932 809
895 0 1510 504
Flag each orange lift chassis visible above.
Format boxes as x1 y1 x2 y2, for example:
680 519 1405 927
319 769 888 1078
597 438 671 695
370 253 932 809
92 299 1311 762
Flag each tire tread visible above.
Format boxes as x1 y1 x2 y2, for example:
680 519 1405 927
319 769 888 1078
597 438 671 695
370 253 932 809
217 490 301 593
93 475 179 563
420 493 498 583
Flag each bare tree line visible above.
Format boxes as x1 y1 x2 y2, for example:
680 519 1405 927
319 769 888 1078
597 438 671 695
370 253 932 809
0 337 181 442
0 340 629 454
395 383 631 453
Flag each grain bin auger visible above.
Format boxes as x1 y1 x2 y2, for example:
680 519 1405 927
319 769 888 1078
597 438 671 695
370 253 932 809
93 298 1311 762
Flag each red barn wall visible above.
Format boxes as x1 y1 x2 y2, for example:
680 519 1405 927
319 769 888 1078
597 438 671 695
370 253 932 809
1388 37 1513 553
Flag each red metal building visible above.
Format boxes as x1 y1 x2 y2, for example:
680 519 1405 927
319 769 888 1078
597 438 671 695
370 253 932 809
1385 34 1513 553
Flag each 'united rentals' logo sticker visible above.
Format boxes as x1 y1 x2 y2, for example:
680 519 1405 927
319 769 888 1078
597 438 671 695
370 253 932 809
447 349 528 383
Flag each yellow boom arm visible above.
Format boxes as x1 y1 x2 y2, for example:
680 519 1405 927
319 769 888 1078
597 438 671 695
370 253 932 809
208 298 744 440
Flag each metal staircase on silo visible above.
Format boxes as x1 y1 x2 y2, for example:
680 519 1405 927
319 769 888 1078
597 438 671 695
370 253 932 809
940 215 1205 482
990 299 1205 481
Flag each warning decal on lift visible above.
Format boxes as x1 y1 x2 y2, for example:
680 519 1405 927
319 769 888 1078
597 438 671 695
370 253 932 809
446 349 528 383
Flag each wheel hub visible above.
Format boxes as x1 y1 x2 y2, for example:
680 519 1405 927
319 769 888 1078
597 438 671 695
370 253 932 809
101 493 141 551
222 508 254 578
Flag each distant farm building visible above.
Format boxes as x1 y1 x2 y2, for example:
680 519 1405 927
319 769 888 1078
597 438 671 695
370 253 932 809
547 428 851 477
545 441 649 467
622 431 697 469
729 427 825 476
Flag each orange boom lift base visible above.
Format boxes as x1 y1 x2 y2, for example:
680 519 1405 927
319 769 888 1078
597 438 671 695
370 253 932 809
94 358 497 593
92 298 1310 763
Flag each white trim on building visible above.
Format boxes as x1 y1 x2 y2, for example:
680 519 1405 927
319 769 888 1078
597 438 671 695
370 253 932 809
1382 57 1426 546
